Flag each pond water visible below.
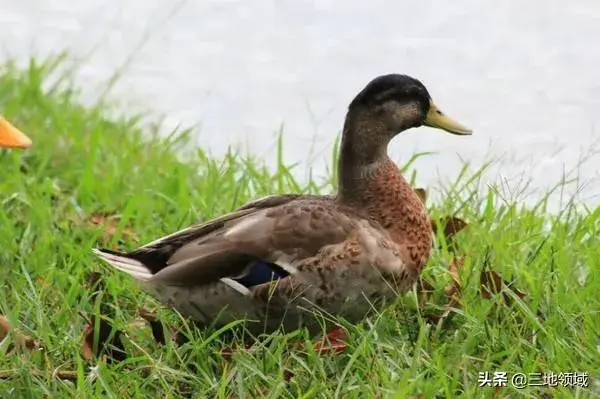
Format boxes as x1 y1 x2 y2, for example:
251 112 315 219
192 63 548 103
2 1 599 208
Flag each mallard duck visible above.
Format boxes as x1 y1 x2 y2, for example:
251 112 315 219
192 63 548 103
0 116 32 149
94 74 472 339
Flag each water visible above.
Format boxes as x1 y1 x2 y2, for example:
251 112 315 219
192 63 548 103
2 1 599 207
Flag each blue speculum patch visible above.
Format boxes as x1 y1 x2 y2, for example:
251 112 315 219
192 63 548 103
233 260 289 287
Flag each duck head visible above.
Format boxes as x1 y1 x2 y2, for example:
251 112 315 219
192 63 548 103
338 74 472 199
347 73 472 139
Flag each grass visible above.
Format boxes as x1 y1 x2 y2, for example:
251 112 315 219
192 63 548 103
1 57 599 398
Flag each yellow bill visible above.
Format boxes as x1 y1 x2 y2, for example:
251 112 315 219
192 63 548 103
424 101 472 135
0 116 32 148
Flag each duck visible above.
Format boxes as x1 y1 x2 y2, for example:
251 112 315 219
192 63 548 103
93 74 472 340
0 116 32 149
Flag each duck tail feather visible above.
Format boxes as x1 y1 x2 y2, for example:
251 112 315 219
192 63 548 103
92 248 153 281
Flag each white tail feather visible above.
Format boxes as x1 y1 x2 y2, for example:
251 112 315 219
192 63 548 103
92 248 153 281
219 278 251 296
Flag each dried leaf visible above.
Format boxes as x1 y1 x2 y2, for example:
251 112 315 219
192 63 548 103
0 366 151 381
284 369 295 382
35 277 49 288
80 324 95 361
413 186 469 251
426 296 461 324
441 216 469 242
287 326 349 359
0 314 39 352
444 256 464 297
431 216 469 252
414 188 428 204
426 256 465 324
480 270 528 306
88 212 139 245
480 270 504 299
312 327 348 355
81 272 127 363
0 369 79 381
81 315 127 363
219 342 255 361
0 315 12 341
492 386 507 398
139 307 167 345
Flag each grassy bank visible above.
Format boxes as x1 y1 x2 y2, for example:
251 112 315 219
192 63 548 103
1 58 598 398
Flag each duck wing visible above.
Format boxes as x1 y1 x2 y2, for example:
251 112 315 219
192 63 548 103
93 193 350 289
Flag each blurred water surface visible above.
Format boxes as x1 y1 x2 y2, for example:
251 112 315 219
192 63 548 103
2 1 599 207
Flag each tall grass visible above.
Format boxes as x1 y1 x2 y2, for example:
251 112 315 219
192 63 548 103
0 57 598 398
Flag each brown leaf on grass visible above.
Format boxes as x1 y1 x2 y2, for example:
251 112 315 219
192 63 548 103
444 256 464 297
0 315 14 341
480 270 504 299
0 365 153 381
219 342 256 362
414 187 428 204
88 212 139 246
426 256 466 324
138 307 167 345
284 369 295 382
286 327 349 357
480 270 528 306
311 327 348 355
81 315 127 363
35 276 50 288
431 216 469 252
440 216 469 242
413 186 470 251
0 314 39 352
0 369 79 381
426 296 461 324
81 272 127 363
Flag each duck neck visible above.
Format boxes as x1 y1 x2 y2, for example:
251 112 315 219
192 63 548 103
336 108 431 262
337 109 394 204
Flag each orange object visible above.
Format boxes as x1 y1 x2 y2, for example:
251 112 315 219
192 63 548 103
0 116 31 148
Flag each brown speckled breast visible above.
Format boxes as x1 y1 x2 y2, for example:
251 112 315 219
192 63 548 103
361 160 433 272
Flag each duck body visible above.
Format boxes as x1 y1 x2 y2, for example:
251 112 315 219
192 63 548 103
94 74 471 337
98 168 427 336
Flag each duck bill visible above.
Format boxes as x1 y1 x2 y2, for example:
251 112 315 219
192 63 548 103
423 102 472 135
0 116 32 148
